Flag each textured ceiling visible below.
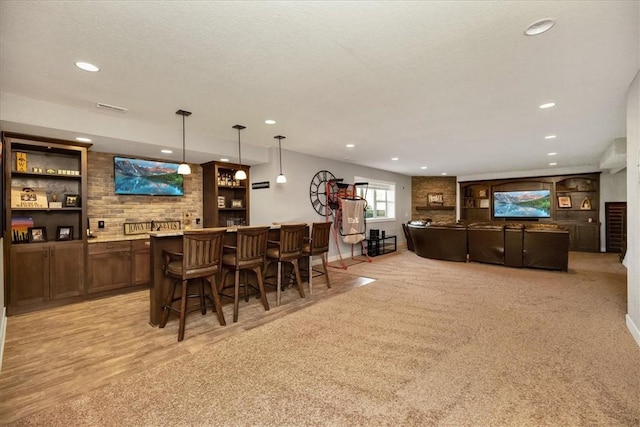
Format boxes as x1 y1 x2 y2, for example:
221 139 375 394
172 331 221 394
0 1 638 178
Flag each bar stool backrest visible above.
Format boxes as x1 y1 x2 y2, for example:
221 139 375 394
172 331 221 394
234 226 270 266
309 222 332 255
182 229 227 279
278 223 307 259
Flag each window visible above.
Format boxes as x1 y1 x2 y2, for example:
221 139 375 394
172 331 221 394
355 177 395 221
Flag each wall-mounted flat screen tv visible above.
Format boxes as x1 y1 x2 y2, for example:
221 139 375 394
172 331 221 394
114 157 184 196
493 190 551 218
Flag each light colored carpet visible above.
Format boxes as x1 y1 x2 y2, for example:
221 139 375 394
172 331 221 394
16 251 640 426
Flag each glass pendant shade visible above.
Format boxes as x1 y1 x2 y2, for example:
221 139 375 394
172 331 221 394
276 173 287 183
234 169 247 180
176 109 192 175
233 124 247 180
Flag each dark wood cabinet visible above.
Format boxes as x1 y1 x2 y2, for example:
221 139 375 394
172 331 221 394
460 184 491 222
3 133 89 314
459 173 601 252
88 239 150 294
88 242 132 294
131 240 150 286
202 161 250 228
9 242 85 311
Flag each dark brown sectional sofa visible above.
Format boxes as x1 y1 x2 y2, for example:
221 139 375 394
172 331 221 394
407 222 569 271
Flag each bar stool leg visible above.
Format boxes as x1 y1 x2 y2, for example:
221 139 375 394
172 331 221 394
207 275 226 326
199 279 207 315
253 266 270 312
291 259 305 298
178 279 188 342
276 261 282 307
308 255 313 296
322 253 331 288
233 269 241 323
159 280 177 328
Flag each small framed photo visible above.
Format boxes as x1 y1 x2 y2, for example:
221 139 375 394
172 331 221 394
580 197 592 210
478 189 487 198
64 194 80 207
217 196 226 208
557 196 572 208
231 199 243 208
56 226 73 241
479 199 490 208
28 227 47 243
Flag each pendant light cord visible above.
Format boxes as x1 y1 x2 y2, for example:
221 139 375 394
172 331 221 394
278 139 283 174
237 128 242 165
182 114 186 163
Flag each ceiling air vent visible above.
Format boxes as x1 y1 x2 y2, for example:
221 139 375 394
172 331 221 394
96 102 128 113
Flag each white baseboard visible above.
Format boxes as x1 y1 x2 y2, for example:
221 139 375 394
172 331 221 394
626 314 640 347
0 306 6 372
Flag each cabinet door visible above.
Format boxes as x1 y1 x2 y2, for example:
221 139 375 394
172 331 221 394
49 242 86 300
131 242 150 286
575 223 600 252
9 245 49 307
88 251 132 294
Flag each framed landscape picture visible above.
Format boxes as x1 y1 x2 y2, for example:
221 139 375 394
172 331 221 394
56 226 73 241
557 196 572 208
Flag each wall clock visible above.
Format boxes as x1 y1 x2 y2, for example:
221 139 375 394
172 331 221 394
309 170 337 215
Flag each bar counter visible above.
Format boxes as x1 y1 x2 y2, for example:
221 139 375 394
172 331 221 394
148 225 306 326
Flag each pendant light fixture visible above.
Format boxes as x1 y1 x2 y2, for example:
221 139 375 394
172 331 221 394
274 135 287 184
233 124 247 180
176 109 192 175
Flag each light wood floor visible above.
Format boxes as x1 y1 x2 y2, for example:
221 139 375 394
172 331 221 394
0 265 376 423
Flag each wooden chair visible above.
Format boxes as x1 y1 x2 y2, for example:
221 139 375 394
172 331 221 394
219 226 270 323
302 221 332 295
159 229 227 342
264 223 307 307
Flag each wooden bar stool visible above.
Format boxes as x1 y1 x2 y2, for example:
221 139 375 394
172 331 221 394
159 229 227 342
219 226 270 323
302 221 332 295
264 223 307 307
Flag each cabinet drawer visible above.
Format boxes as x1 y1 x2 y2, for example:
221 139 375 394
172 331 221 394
131 239 150 251
89 241 131 255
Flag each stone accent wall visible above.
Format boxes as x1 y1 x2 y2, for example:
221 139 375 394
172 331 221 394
411 176 457 223
87 152 203 239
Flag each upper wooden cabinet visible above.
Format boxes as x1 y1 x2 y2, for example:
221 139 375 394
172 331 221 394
201 161 250 228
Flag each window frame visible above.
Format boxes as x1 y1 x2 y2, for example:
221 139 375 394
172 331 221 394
354 176 396 222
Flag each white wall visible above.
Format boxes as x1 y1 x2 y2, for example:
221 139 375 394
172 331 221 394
250 147 412 261
600 170 627 251
626 70 640 346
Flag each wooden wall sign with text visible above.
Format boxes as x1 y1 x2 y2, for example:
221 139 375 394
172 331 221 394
123 220 181 235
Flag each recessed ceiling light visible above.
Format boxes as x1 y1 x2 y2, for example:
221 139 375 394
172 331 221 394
220 158 230 162
75 61 99 72
539 102 556 109
75 137 92 142
161 149 173 154
548 152 557 156
441 172 447 176
549 162 557 166
391 157 399 161
265 120 276 125
524 18 555 36
420 166 427 170
346 144 355 148
545 135 557 140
